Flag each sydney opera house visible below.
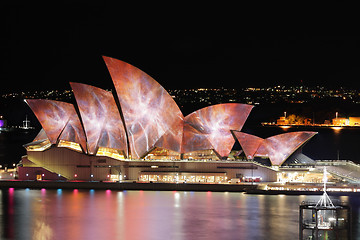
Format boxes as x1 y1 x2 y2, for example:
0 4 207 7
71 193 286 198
18 56 318 183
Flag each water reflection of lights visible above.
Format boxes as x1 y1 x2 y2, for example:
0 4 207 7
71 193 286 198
174 191 180 208
57 189 62 195
174 191 180 199
340 195 349 202
33 220 53 240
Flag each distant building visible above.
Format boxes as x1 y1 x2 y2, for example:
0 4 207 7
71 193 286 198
304 118 312 125
277 116 289 125
329 116 360 126
349 117 360 126
332 117 349 126
324 120 331 125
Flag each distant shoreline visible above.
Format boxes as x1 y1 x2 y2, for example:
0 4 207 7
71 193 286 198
262 124 360 129
244 188 360 196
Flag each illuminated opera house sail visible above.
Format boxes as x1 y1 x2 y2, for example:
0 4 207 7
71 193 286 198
233 131 317 166
20 56 317 182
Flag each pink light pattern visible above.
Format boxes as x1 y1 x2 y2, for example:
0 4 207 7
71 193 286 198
182 123 213 153
33 128 49 142
26 100 86 150
183 103 253 157
256 131 317 166
232 131 263 159
70 82 128 156
58 112 88 153
103 56 183 159
154 117 184 153
234 131 317 166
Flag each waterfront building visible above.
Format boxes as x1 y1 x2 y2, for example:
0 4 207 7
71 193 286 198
276 116 289 125
349 117 360 126
332 117 349 126
18 56 318 183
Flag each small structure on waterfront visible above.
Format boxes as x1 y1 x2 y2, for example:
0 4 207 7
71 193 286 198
21 115 31 129
299 168 351 239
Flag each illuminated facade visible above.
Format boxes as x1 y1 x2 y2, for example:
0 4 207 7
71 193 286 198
19 56 316 182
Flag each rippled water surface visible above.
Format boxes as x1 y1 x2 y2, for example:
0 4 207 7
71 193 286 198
0 189 359 240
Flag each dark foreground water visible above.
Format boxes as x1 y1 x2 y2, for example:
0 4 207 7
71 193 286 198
0 189 359 240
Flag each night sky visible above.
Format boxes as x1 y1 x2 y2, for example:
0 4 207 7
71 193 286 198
2 5 360 93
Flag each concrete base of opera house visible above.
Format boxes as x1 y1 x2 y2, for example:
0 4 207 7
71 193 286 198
17 147 278 183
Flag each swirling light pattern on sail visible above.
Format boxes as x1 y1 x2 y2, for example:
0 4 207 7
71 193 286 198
256 131 317 166
70 82 128 156
235 131 317 166
103 56 184 159
232 131 263 159
25 99 86 152
183 103 253 157
58 110 87 153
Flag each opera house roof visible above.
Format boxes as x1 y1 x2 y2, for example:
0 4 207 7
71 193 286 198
25 56 317 166
233 131 317 166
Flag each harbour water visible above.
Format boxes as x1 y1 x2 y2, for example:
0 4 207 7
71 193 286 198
0 189 359 240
